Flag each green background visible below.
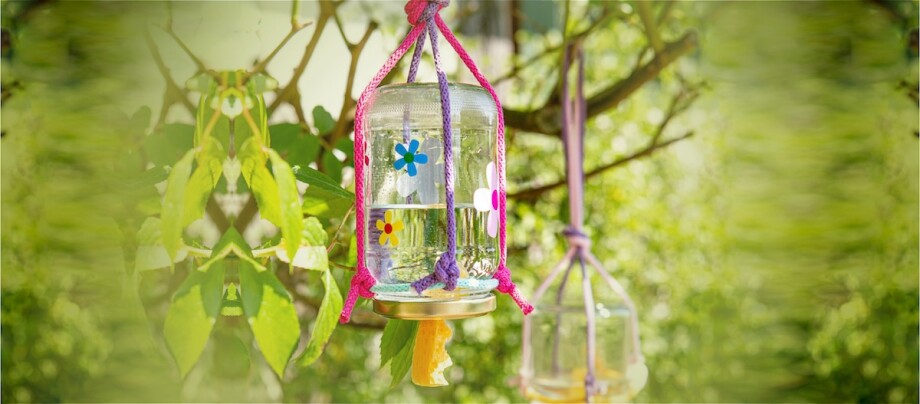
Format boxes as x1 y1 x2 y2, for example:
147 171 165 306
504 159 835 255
2 1 917 402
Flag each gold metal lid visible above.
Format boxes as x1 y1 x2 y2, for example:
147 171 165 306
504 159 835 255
373 295 496 320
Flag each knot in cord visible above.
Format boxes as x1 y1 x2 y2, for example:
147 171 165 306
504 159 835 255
411 251 459 293
405 0 449 25
563 226 591 250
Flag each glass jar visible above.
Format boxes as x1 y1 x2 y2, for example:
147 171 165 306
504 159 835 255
363 82 499 302
523 265 633 402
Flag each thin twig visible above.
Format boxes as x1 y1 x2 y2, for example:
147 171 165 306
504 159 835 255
635 1 664 53
327 204 355 253
269 0 338 114
247 20 314 78
493 7 615 86
503 32 697 136
144 29 195 125
157 24 217 78
510 131 694 200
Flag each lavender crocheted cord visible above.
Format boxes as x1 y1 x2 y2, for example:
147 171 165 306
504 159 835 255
411 2 460 294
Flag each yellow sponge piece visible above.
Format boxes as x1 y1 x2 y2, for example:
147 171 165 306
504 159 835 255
411 319 453 387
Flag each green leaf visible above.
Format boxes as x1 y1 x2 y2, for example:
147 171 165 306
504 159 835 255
211 227 252 258
276 245 328 272
182 138 225 227
312 105 335 135
239 138 282 225
321 150 344 184
248 73 279 94
161 149 197 262
268 149 303 267
346 235 357 267
213 115 244 155
257 95 270 148
239 258 300 377
164 260 225 377
389 323 418 389
137 217 162 246
127 167 168 191
221 283 244 317
135 245 188 272
130 106 151 132
144 123 194 167
270 123 320 169
296 167 355 219
299 270 343 367
194 94 210 146
302 217 328 246
380 319 419 369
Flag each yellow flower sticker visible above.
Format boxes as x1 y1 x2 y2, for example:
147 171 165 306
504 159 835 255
376 210 404 246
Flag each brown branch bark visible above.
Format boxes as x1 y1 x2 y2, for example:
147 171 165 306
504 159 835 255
144 29 195 126
509 131 694 200
268 0 338 114
503 31 697 136
329 20 378 145
635 1 663 53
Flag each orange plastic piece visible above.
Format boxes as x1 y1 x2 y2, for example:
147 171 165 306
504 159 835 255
411 319 453 387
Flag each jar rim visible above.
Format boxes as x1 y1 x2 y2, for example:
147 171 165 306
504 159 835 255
376 82 488 94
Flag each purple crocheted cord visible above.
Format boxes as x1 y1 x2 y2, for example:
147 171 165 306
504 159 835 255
411 6 459 293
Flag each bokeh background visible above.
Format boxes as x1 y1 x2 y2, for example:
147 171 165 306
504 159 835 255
2 0 917 402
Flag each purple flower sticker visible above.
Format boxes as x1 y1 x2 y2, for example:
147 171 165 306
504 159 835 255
393 139 428 177
473 162 499 238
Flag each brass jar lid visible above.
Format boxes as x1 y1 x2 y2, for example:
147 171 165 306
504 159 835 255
373 295 496 320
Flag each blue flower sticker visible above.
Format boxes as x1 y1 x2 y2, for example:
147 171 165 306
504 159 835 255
393 139 429 177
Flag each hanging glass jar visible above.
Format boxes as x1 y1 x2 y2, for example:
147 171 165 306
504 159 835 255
363 83 500 309
519 42 647 402
340 0 533 323
522 255 640 402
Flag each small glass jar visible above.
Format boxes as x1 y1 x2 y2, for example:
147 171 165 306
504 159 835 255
363 83 499 302
523 266 633 402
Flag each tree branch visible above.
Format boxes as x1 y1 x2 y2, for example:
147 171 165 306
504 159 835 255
509 131 694 200
268 0 338 114
329 20 378 145
246 20 314 78
635 1 663 53
503 31 697 136
157 24 216 79
144 29 195 126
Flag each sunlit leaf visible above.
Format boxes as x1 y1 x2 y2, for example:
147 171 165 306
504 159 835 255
296 167 355 219
239 138 282 225
182 138 224 227
239 257 300 377
268 149 303 267
220 283 244 317
299 270 342 367
164 260 225 377
161 149 197 262
302 217 328 246
135 245 188 272
275 245 327 271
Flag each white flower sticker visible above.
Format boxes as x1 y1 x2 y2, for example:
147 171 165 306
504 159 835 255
473 162 499 238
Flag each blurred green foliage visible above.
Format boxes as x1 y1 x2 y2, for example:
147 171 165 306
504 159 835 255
2 1 917 403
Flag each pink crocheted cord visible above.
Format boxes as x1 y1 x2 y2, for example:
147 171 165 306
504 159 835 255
340 0 531 323
434 14 532 314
